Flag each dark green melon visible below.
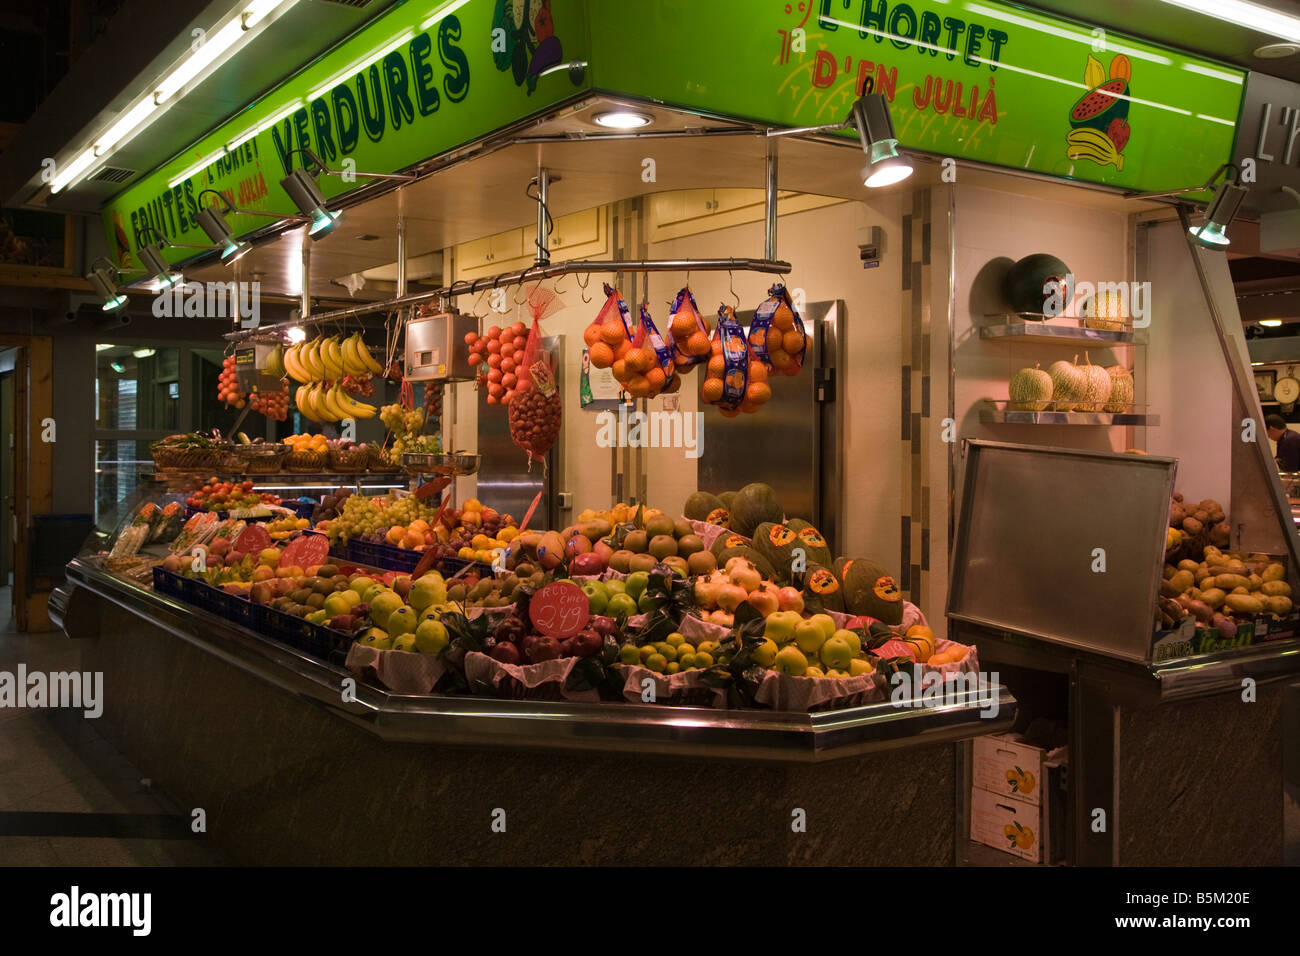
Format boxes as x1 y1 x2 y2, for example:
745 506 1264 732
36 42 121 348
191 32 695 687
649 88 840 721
838 557 905 625
1002 253 1070 321
729 482 783 537
683 491 724 522
753 522 799 583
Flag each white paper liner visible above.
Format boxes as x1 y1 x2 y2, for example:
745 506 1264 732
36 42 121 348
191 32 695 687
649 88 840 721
345 643 449 694
618 664 729 708
689 520 745 551
462 650 601 702
751 667 889 712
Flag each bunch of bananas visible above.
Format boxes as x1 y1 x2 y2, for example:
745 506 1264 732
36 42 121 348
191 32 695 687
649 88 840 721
282 333 383 422
1066 128 1123 171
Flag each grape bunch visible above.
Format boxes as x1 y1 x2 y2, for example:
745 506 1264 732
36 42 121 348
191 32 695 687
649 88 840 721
465 321 529 405
248 386 289 421
341 373 376 398
218 355 245 409
423 382 443 418
380 403 440 464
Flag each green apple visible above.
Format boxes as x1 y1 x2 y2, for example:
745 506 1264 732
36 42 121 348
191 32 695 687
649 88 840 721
619 644 641 666
306 609 329 625
834 628 862 658
349 575 376 594
408 574 447 613
368 590 404 629
392 633 418 652
624 571 650 601
637 592 656 614
819 634 855 671
414 618 449 655
386 606 418 637
794 618 827 655
810 613 837 641
751 637 779 668
605 592 638 620
358 627 391 650
582 581 608 615
362 583 388 605
763 610 802 645
772 645 808 675
604 579 627 595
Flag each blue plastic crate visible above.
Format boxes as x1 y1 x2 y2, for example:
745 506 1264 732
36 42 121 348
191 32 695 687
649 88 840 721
193 582 256 629
437 556 497 579
152 565 186 599
283 499 317 520
252 604 352 661
345 538 421 573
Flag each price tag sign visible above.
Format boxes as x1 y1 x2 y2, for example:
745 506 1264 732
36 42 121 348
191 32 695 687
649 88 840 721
529 580 590 638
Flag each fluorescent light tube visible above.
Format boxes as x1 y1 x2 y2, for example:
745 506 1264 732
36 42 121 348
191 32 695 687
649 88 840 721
1156 0 1300 43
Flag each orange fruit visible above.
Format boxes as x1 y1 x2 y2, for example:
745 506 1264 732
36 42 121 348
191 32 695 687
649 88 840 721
769 349 791 369
589 342 614 368
671 314 697 336
625 348 653 373
615 338 631 359
765 327 782 351
612 359 627 381
773 309 795 331
626 375 651 397
748 361 768 383
583 324 602 347
601 319 627 346
645 367 666 390
745 381 771 405
689 331 711 355
701 377 724 403
707 354 725 376
783 329 805 354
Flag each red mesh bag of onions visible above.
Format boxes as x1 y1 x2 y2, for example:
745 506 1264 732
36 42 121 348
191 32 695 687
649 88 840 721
508 285 563 463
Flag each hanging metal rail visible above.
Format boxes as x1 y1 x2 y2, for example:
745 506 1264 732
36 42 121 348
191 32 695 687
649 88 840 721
225 256 791 341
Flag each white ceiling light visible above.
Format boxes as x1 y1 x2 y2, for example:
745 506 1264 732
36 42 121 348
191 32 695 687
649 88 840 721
1157 0 1300 43
592 110 654 129
133 348 157 358
49 0 298 195
1260 319 1284 327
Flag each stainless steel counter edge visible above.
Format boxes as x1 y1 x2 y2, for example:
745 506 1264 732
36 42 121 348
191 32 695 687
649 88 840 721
60 559 1016 762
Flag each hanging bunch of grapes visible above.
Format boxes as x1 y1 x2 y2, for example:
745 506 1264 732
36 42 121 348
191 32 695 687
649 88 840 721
423 381 443 419
341 373 376 398
218 354 245 409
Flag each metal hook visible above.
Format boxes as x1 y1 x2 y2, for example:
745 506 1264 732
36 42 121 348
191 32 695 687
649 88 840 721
729 270 740 309
576 271 592 304
514 279 529 305
473 286 489 317
554 271 569 294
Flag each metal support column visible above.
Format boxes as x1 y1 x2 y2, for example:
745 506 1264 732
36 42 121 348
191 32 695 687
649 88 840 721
535 167 550 265
765 139 779 261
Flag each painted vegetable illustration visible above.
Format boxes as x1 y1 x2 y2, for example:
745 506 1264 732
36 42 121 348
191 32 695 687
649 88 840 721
1066 54 1131 171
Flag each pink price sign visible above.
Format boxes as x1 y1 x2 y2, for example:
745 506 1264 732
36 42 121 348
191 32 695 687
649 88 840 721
529 580 590 638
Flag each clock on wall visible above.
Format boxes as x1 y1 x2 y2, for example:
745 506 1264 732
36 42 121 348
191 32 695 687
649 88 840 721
1276 367 1300 409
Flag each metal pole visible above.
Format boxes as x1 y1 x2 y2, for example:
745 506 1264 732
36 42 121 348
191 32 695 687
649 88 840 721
300 230 311 322
396 188 407 299
536 167 550 265
227 257 793 339
765 138 779 262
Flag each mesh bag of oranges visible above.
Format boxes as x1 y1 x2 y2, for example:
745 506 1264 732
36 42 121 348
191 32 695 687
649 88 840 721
667 286 713 371
700 305 772 417
749 283 808 377
585 287 680 399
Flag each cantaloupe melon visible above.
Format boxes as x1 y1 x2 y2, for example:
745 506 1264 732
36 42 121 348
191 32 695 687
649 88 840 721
1076 352 1112 412
1104 365 1134 413
1047 356 1087 412
1008 364 1053 411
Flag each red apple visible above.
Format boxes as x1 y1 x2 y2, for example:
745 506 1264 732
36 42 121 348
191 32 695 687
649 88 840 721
569 551 607 576
571 629 603 658
526 635 561 663
491 642 521 665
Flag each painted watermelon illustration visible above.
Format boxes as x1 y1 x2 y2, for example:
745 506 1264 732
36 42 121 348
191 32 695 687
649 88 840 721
1070 78 1130 133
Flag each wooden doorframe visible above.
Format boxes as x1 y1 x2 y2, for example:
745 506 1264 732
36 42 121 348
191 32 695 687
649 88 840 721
0 334 53 632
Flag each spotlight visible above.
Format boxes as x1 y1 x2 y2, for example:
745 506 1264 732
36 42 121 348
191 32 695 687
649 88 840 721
139 240 182 288
1260 319 1283 327
1188 179 1247 247
592 110 653 129
287 326 307 343
133 347 156 357
196 204 252 264
848 93 913 188
280 167 339 239
86 257 129 311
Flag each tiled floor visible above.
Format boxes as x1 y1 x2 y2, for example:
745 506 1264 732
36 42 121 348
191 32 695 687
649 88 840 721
0 586 226 865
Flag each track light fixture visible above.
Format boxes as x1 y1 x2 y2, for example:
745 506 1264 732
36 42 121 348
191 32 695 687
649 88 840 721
848 93 913 188
195 197 252 264
280 167 339 239
137 227 183 289
86 257 128 311
1188 174 1247 249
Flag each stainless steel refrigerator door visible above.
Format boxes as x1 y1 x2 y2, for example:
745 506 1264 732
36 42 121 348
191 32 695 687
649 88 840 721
696 300 841 552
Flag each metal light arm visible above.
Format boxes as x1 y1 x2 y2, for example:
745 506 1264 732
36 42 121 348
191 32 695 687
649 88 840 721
197 189 310 223
290 147 416 182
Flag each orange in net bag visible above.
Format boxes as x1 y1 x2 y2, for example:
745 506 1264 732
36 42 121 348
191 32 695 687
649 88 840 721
668 286 713 371
751 283 808 377
584 284 634 374
701 304 773 417
508 285 564 462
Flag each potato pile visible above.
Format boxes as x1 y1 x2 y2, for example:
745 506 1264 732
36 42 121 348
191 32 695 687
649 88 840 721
1158 546 1293 635
1165 492 1229 562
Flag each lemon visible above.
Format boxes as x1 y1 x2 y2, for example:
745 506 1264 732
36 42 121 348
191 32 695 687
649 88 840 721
665 633 685 647
678 652 697 668
666 661 680 674
638 644 657 663
645 653 667 673
694 651 714 667
619 645 641 666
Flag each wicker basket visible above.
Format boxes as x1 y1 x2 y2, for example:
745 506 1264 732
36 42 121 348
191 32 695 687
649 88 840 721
150 444 233 471
368 443 389 470
284 450 328 473
233 444 289 474
329 445 371 473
